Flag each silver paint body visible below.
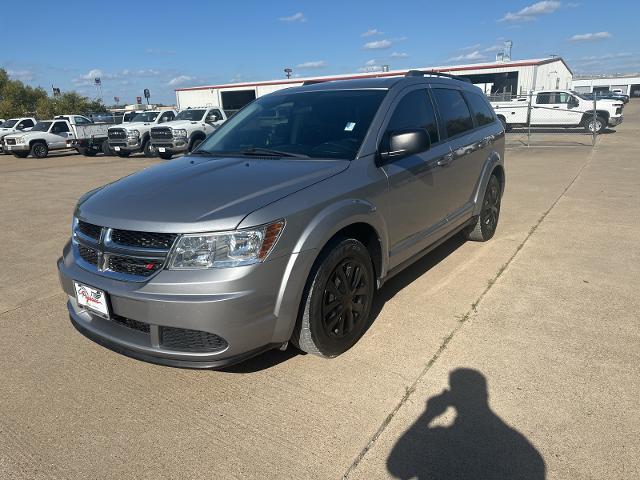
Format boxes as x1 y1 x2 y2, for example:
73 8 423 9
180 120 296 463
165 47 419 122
58 76 505 366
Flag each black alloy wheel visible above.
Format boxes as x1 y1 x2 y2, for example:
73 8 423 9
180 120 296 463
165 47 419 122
321 258 370 339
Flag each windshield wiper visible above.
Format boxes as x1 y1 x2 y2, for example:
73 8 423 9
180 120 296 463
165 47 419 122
240 147 309 158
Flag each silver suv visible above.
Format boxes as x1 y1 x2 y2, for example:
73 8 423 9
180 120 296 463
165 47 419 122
58 72 505 368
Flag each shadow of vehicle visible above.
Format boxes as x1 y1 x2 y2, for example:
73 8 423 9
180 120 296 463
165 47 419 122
387 368 546 479
223 234 467 373
507 127 616 135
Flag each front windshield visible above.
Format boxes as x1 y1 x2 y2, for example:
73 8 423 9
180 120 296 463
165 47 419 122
132 112 159 122
175 109 206 121
31 122 52 132
197 89 387 160
2 120 19 128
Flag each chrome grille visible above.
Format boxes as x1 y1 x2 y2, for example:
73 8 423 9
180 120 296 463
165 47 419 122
73 221 176 281
108 128 126 140
150 127 172 140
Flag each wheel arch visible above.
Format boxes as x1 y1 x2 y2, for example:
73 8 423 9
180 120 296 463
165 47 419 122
472 151 505 217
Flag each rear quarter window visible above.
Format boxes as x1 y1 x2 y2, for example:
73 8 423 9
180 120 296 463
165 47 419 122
465 92 496 127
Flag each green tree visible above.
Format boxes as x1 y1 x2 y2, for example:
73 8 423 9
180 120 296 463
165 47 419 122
0 68 106 119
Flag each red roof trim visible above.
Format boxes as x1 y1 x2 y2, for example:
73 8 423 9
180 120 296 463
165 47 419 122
175 58 570 92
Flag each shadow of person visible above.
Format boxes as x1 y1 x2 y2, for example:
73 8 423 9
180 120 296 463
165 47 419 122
387 369 545 479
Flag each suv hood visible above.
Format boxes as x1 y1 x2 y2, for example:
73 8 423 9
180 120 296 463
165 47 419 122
4 131 45 140
76 155 348 232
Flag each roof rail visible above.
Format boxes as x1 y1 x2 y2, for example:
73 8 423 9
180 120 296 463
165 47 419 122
405 70 471 83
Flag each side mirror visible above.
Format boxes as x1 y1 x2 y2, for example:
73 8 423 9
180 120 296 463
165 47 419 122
377 128 431 165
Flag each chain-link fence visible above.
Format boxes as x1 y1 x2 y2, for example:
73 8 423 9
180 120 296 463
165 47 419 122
490 91 623 148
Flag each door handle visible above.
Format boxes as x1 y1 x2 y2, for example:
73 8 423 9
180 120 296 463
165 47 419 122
437 153 454 167
553 106 560 109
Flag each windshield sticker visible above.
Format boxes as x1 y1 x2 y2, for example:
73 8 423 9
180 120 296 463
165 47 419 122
344 122 356 132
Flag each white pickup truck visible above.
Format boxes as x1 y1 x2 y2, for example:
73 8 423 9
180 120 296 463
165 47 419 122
149 107 226 159
491 90 624 133
0 117 37 154
107 110 177 157
3 115 112 158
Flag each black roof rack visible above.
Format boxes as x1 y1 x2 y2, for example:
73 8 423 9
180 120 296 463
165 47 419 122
405 70 471 83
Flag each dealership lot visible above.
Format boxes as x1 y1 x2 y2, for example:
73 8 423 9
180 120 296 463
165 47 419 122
1 103 638 479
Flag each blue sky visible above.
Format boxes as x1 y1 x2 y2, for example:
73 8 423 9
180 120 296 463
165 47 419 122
2 0 638 104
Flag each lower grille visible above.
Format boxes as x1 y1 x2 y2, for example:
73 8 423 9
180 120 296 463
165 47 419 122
5 138 16 146
112 315 151 334
108 256 162 277
161 327 228 353
78 244 99 265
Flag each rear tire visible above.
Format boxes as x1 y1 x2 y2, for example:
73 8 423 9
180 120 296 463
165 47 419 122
291 238 375 358
30 142 48 158
116 151 131 158
465 174 501 242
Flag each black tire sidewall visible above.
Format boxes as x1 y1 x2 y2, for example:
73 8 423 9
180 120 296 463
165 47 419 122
480 175 501 240
159 152 173 160
189 137 203 152
302 238 375 357
31 142 48 158
143 140 155 157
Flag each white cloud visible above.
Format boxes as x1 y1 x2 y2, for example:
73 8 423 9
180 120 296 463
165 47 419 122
296 60 327 69
363 39 392 50
448 50 486 62
279 12 306 22
569 31 612 41
168 75 194 87
7 69 36 82
484 44 504 52
390 52 409 58
365 59 377 66
361 28 383 37
499 1 561 22
580 52 632 61
461 43 481 51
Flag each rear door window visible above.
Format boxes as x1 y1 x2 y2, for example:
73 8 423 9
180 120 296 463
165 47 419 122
465 92 495 127
432 88 474 138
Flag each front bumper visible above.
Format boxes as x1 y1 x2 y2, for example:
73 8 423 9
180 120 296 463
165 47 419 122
3 143 29 152
151 139 188 154
108 138 141 153
608 115 623 127
57 241 315 368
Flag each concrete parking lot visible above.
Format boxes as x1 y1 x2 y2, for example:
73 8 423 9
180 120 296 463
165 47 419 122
1 103 638 479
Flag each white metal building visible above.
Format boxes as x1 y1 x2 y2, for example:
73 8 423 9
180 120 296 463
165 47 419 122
571 75 640 97
175 57 573 113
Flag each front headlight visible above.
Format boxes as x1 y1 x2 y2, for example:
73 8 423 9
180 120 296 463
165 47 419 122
168 220 285 269
173 129 187 138
127 129 140 138
14 137 25 144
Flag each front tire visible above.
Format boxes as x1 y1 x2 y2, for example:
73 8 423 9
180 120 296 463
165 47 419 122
116 151 131 158
30 142 48 158
143 140 156 158
465 174 501 242
101 140 112 156
585 116 606 134
13 151 29 158
291 238 375 358
189 137 203 153
158 152 173 160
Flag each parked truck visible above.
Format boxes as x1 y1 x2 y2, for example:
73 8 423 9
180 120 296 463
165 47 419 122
107 110 177 157
0 117 37 154
150 107 226 159
491 90 624 133
3 115 111 158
